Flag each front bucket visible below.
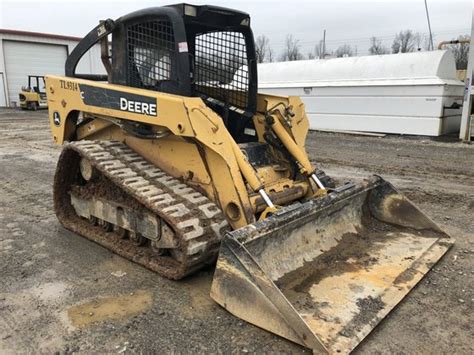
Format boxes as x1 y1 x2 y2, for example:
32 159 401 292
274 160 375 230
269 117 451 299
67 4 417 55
210 176 453 354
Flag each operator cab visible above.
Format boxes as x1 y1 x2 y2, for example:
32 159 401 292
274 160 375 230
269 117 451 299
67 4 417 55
21 75 46 94
66 4 258 142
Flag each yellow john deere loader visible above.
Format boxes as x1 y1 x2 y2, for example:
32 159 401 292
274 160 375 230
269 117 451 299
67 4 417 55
46 4 453 353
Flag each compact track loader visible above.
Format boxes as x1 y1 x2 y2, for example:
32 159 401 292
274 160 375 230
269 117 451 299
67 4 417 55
46 4 453 353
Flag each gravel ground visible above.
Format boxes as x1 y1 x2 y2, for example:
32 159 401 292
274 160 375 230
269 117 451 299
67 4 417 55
0 108 472 354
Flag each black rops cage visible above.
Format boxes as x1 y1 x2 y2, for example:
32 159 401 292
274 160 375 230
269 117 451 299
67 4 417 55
65 4 258 141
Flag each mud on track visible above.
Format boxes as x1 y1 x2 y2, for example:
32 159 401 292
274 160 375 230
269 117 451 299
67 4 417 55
0 109 473 353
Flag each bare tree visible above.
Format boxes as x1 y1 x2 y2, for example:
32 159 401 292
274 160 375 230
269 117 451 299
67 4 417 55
447 35 470 70
335 44 354 57
268 46 274 63
280 35 304 61
308 40 326 59
255 35 273 63
413 33 432 51
368 36 389 55
391 30 420 53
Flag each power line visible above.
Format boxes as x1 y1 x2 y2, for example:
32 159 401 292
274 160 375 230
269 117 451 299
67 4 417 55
268 28 470 48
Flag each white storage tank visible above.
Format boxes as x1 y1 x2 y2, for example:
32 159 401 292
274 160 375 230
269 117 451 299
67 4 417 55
258 51 464 136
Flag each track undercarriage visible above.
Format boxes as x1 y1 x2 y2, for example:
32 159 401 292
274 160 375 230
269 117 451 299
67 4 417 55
54 140 229 279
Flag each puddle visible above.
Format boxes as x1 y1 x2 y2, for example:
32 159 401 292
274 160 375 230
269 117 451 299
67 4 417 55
67 290 152 327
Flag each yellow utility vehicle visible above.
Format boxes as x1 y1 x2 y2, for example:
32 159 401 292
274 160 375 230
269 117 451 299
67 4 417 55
19 75 47 110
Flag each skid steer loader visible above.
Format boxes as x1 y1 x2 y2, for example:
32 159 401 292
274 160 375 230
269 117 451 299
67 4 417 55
46 4 453 353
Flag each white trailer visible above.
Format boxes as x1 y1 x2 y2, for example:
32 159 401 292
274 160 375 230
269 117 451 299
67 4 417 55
258 51 464 136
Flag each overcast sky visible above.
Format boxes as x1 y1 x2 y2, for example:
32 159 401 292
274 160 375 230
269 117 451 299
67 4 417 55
0 0 472 56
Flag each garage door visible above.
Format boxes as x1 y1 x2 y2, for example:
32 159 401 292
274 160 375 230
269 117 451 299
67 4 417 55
0 73 7 107
3 40 67 106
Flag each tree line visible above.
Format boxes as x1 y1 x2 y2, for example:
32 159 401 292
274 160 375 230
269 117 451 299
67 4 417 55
255 31 470 69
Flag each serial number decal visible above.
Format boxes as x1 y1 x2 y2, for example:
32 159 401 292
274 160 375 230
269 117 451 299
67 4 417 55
60 80 79 91
79 85 158 117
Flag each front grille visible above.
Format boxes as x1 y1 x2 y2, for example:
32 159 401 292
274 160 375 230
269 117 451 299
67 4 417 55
127 21 176 89
194 31 249 110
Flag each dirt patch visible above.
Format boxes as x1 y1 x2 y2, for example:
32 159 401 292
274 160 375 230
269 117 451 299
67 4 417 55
340 296 385 338
276 232 380 295
274 204 428 296
180 273 215 318
67 290 153 328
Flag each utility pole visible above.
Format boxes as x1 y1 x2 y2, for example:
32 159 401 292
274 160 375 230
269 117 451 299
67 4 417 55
322 29 326 58
459 11 474 142
424 0 434 50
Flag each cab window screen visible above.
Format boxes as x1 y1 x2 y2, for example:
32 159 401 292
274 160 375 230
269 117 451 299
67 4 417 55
194 31 249 110
127 20 176 88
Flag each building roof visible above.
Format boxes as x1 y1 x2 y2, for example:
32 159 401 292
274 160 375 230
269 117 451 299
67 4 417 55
0 28 82 42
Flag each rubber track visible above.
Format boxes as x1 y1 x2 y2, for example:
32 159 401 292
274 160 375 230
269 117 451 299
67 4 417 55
54 140 230 279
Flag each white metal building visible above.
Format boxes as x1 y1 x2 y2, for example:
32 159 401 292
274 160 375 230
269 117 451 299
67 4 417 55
0 29 105 107
258 51 464 136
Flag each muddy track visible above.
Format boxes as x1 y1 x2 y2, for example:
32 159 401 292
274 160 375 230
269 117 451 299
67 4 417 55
55 141 230 279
